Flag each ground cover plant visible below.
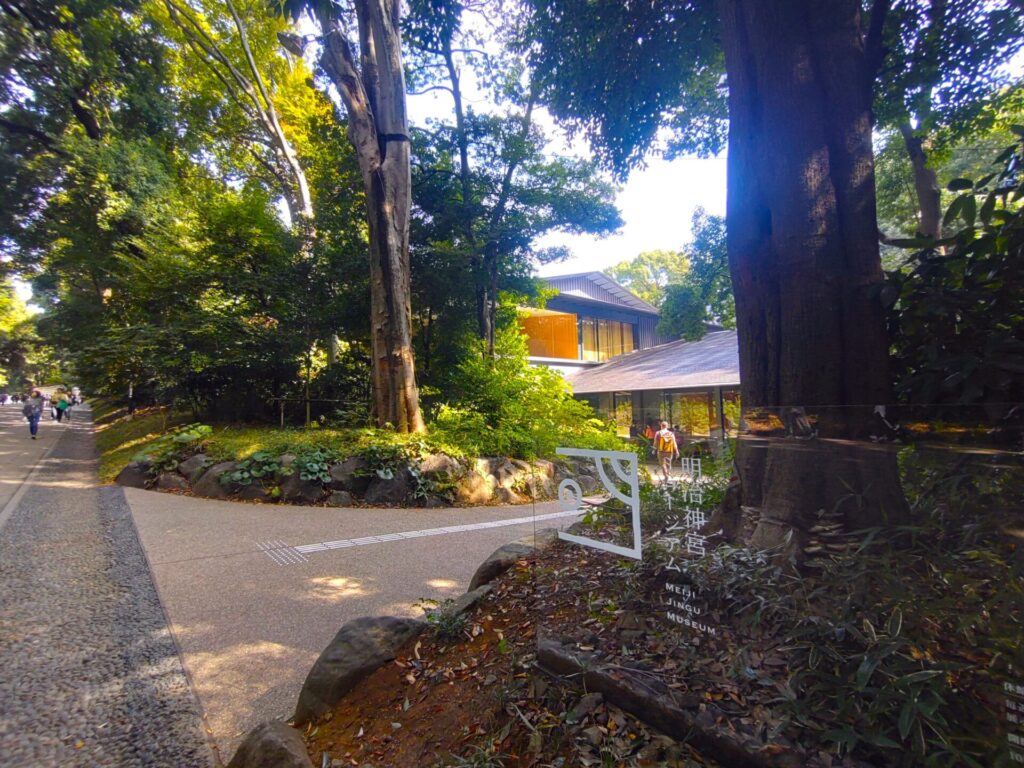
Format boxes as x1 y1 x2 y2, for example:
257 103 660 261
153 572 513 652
301 433 1022 767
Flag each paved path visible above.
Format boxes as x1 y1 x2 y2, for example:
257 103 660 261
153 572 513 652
126 484 574 760
0 404 212 768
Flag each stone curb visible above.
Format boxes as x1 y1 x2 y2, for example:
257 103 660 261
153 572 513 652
227 527 562 766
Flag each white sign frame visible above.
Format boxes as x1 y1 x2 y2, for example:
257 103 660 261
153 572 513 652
555 447 642 560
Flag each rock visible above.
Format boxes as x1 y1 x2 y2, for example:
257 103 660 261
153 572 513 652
279 453 296 467
238 484 272 502
488 457 527 490
421 494 448 508
226 721 313 768
156 472 188 491
523 475 554 499
417 453 461 478
293 616 425 725
192 461 238 499
116 463 151 489
177 454 208 481
279 471 323 503
449 584 492 616
328 457 371 495
326 490 353 507
493 487 527 505
455 471 494 505
467 542 533 591
363 466 414 505
578 474 600 494
533 459 556 479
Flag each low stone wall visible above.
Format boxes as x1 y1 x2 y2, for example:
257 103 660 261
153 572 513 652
115 451 581 509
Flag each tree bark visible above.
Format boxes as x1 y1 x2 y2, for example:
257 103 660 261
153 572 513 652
715 0 908 553
898 121 942 239
317 0 424 433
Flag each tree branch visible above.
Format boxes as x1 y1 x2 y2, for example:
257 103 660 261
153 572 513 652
863 0 891 83
0 116 69 157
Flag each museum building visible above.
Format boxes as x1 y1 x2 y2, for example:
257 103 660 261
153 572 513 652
518 272 741 439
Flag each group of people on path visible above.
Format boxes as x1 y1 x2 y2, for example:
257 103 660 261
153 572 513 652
16 388 81 440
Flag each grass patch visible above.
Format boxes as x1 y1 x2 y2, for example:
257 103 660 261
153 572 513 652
93 402 189 483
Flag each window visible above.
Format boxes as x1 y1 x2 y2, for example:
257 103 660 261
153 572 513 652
582 317 635 362
519 310 578 359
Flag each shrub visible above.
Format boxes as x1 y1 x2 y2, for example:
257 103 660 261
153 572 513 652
436 326 625 459
131 423 212 475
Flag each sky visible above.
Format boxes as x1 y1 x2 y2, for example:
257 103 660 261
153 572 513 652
405 82 728 281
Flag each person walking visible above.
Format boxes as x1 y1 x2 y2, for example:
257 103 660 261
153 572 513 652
654 420 680 483
55 392 70 423
22 390 43 439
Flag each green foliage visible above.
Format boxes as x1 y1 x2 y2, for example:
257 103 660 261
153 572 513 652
886 136 1024 407
132 423 212 475
293 447 339 483
654 208 732 340
221 451 281 487
417 598 469 642
603 250 689 306
436 325 625 459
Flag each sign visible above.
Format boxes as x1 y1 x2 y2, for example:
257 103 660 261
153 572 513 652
554 447 642 560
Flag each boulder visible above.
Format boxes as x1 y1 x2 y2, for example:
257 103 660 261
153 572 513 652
328 457 371 495
156 472 189 492
449 584 492 616
523 475 555 500
421 494 448 508
192 461 239 499
226 721 313 768
279 471 323 504
468 529 560 591
326 490 354 507
490 457 534 491
362 466 415 506
238 484 273 502
293 616 425 725
532 459 556 479
467 542 533 591
116 463 150 489
578 474 600 494
417 453 461 478
177 454 209 481
455 471 494 505
493 486 527 505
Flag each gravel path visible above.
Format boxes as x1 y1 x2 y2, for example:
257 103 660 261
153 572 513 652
0 407 214 767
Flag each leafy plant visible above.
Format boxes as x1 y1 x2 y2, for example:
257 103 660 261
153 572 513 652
220 450 282 487
292 447 338 483
132 423 212 475
416 598 469 642
886 132 1024 411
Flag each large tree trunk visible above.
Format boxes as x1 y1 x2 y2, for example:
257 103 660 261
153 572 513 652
898 121 942 239
715 0 908 553
317 0 424 433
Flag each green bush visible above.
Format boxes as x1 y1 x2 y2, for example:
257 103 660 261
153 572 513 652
435 326 625 459
131 423 212 475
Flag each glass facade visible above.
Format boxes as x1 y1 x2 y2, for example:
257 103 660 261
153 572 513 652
522 310 636 362
519 310 579 359
582 317 635 362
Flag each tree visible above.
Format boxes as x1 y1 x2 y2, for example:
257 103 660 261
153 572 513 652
870 1 1023 239
525 0 915 550
604 250 688 306
656 208 734 339
404 0 621 355
277 0 425 433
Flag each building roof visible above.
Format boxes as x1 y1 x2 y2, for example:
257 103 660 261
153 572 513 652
568 330 740 393
543 272 659 315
